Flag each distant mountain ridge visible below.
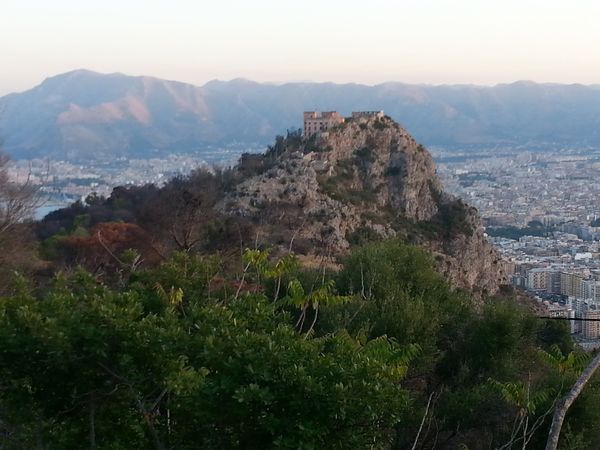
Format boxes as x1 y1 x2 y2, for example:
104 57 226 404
2 69 600 160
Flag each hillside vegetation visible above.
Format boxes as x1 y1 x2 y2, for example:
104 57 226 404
1 120 599 448
36 116 506 295
2 242 597 449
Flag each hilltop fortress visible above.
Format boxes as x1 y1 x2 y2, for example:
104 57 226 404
221 113 507 296
303 110 384 137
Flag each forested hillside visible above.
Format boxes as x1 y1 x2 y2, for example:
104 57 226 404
1 120 599 449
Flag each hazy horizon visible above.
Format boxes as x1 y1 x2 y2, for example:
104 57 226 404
3 67 600 98
3 0 600 96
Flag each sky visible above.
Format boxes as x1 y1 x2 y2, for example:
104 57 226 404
2 0 600 95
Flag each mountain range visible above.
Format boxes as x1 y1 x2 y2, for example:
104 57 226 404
2 69 600 160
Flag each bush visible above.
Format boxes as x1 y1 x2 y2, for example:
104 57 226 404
373 118 387 130
415 200 474 239
354 146 376 163
0 239 585 449
384 165 402 177
0 254 413 449
346 226 380 246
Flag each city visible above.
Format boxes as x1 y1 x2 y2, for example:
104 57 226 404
437 147 600 347
7 143 262 217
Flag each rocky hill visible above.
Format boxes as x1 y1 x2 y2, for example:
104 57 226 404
221 115 507 295
33 112 508 295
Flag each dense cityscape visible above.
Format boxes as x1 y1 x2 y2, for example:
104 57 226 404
8 143 261 217
436 147 600 347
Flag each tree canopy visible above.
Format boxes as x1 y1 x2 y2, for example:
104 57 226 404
1 240 597 449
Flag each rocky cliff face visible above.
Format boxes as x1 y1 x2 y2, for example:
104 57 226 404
221 115 507 295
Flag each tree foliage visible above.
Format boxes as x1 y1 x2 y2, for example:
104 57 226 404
1 238 598 449
0 152 42 294
0 248 414 448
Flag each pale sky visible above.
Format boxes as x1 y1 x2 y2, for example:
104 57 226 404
2 0 600 95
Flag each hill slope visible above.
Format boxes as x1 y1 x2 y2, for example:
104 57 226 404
221 115 507 295
2 70 600 159
0 70 270 159
36 115 506 295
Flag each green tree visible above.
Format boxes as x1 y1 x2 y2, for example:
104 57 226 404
0 253 415 449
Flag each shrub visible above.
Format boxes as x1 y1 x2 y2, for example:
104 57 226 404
346 226 380 246
354 146 376 163
373 118 387 130
384 166 402 177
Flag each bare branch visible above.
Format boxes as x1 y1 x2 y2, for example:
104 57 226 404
546 351 600 450
411 391 435 450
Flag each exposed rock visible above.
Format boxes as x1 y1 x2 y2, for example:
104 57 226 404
220 115 507 295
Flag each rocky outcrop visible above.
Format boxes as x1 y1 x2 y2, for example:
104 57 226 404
220 115 507 295
422 207 509 297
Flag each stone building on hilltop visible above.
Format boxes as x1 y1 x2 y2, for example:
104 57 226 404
303 110 385 137
303 111 345 137
351 110 384 119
